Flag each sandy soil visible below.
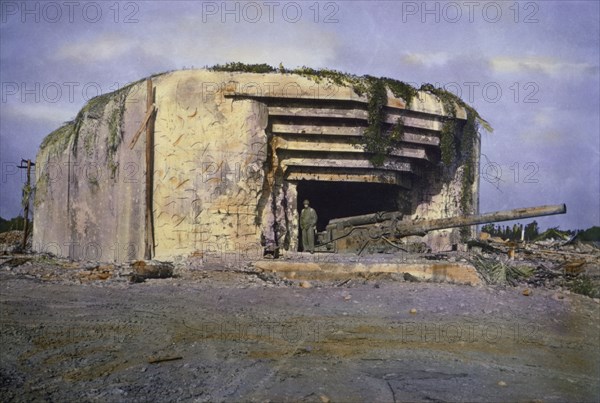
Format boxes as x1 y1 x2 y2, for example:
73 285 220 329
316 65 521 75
1 258 599 402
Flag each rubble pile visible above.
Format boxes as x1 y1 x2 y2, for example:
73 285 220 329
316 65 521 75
469 234 600 298
1 226 598 298
0 230 26 254
0 255 131 285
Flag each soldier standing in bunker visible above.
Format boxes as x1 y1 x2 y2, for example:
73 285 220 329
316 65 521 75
300 199 318 253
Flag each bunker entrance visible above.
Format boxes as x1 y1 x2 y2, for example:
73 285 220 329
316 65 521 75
296 181 399 248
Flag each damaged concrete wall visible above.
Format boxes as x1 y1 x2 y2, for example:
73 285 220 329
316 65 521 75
151 72 270 261
33 69 480 261
33 83 147 261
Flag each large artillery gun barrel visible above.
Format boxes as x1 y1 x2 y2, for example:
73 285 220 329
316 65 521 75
394 204 566 237
328 211 402 228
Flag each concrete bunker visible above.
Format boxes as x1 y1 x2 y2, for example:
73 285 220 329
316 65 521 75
32 68 485 262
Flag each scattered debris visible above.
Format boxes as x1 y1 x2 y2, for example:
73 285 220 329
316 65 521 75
0 230 27 254
129 260 174 283
403 272 420 282
0 225 597 298
468 255 534 286
79 265 114 281
336 278 352 287
319 394 331 403
468 232 599 298
0 257 32 268
148 356 183 364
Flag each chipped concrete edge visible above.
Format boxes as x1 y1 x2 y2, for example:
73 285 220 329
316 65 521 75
254 260 483 286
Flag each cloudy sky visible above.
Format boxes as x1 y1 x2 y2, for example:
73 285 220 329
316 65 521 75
1 0 598 231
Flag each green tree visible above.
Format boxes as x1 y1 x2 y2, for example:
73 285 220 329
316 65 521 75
524 221 539 241
481 223 495 234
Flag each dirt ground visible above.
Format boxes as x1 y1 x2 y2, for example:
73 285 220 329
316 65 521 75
0 256 599 402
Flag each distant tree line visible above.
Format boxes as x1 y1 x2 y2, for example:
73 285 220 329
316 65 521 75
481 221 598 242
481 222 533 241
0 216 31 233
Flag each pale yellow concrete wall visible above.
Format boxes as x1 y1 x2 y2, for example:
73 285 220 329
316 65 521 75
151 71 270 261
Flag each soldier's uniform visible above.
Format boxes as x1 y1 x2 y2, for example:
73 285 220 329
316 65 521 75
300 200 318 253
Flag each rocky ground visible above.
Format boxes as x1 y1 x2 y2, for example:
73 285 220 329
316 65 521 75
0 237 599 402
